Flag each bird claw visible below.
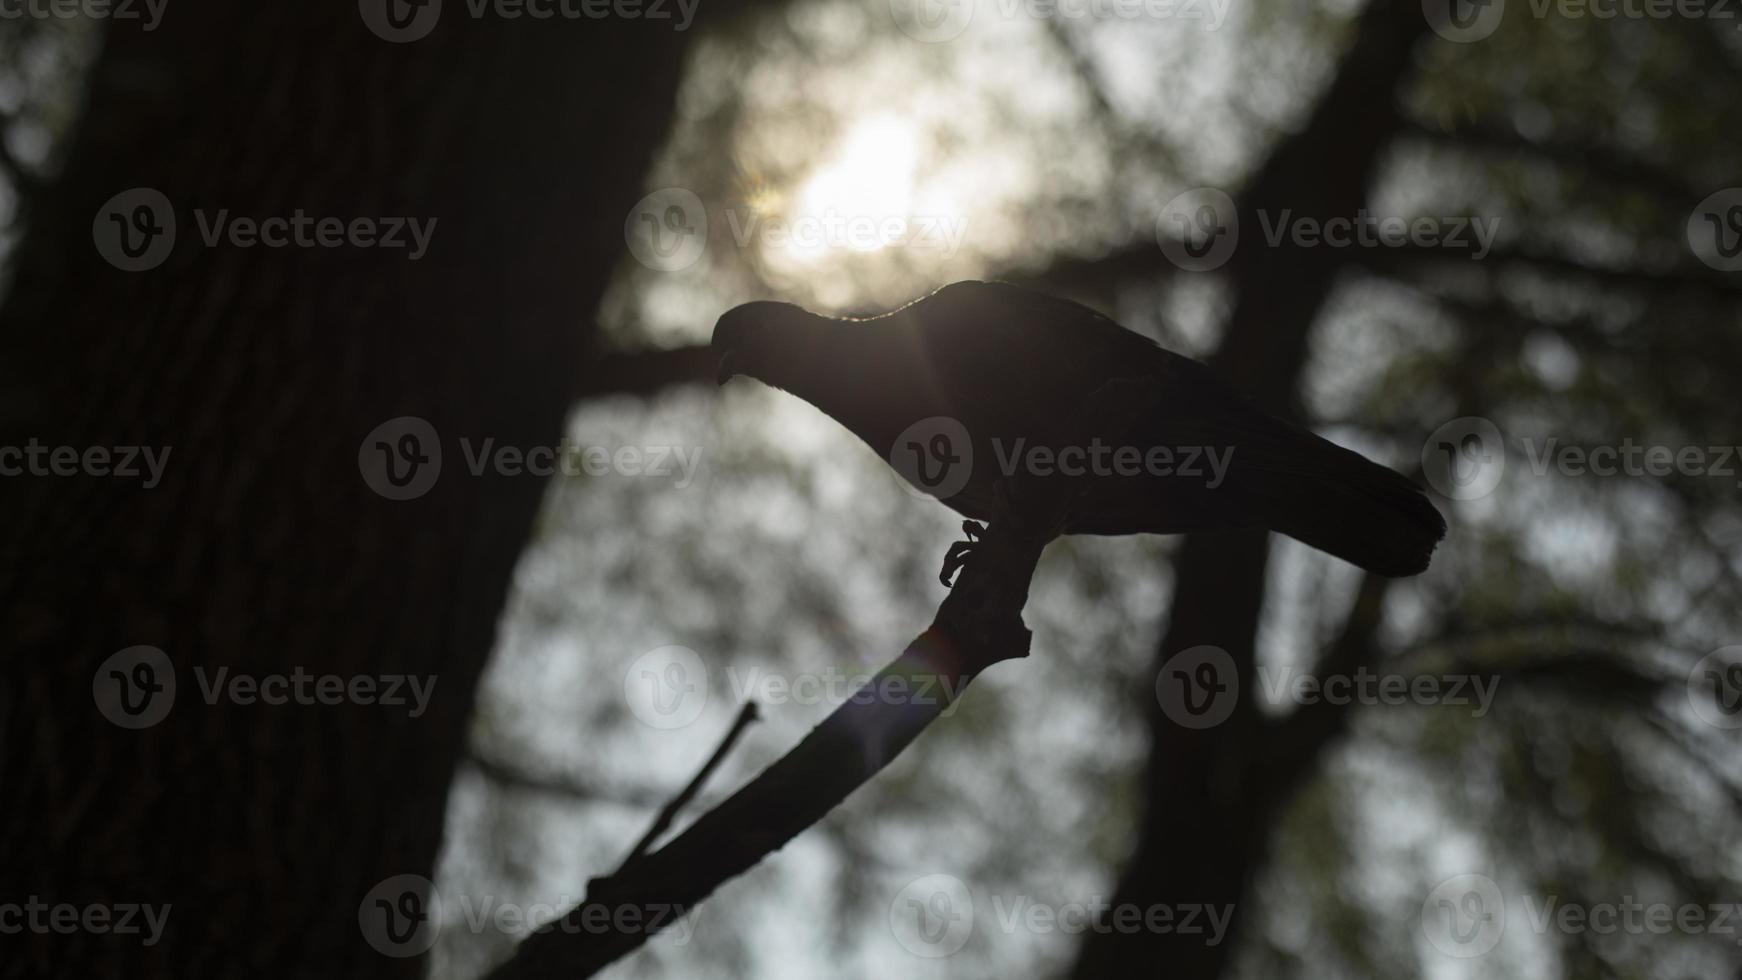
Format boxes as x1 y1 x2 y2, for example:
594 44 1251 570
939 520 985 587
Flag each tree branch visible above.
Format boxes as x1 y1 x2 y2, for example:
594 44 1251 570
483 376 1167 978
464 751 679 810
1397 117 1703 203
619 701 759 869
1352 239 1742 298
484 525 1044 979
576 343 717 399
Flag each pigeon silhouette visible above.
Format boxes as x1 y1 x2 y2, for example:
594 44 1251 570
714 280 1445 577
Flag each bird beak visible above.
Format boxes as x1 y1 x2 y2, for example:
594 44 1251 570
716 350 739 387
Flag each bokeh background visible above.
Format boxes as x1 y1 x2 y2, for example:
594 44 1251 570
4 1 1741 978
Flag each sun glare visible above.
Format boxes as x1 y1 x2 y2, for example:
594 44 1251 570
772 115 925 265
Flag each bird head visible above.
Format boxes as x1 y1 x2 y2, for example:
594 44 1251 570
711 300 819 389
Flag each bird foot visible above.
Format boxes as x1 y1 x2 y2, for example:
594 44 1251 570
938 520 985 588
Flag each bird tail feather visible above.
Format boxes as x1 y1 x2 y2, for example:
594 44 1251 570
1233 421 1446 577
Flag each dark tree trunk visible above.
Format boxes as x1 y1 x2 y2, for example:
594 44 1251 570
0 5 714 976
1069 3 1432 977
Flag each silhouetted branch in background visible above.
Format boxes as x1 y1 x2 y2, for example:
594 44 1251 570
1354 241 1742 298
464 752 679 809
577 343 718 399
1398 117 1704 203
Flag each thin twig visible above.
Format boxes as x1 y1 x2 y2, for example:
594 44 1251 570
619 700 760 871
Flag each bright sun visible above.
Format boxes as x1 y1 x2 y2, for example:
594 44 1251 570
773 115 924 265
